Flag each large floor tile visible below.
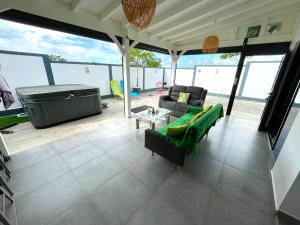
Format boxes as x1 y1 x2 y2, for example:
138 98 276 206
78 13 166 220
91 136 129 153
51 134 89 154
84 126 114 140
230 136 267 159
157 172 213 224
225 149 270 182
198 140 230 163
72 154 123 194
233 131 267 148
60 142 104 170
11 144 56 172
201 191 275 225
205 130 233 147
216 166 275 215
12 156 69 197
128 154 176 190
47 199 106 225
90 171 152 225
128 195 196 225
16 174 83 225
107 140 146 168
184 154 223 187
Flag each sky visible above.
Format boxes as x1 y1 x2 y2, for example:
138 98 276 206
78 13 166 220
0 19 281 68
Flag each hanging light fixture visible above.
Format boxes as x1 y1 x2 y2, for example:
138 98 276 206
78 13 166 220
121 0 156 30
202 36 219 54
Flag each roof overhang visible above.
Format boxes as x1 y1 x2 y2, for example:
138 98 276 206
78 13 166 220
0 0 299 55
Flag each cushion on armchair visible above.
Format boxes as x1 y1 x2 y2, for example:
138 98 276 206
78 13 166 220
178 92 190 103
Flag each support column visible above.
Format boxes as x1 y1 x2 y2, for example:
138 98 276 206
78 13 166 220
169 50 187 86
170 50 177 86
122 36 131 118
108 34 138 118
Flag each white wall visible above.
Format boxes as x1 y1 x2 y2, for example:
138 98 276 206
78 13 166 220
272 112 300 220
175 68 194 86
111 65 123 82
0 54 49 110
194 66 236 95
130 67 143 90
144 68 164 89
164 68 171 87
111 66 144 90
241 62 280 99
51 63 111 95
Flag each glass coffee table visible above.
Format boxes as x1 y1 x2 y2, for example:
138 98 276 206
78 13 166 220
135 107 171 130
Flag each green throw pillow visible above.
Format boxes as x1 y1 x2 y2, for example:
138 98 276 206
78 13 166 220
203 105 213 113
166 124 189 137
178 92 190 103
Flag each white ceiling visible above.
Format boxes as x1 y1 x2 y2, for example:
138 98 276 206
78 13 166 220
0 0 300 51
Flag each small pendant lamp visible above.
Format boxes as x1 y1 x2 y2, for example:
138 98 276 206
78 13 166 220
202 36 219 54
121 0 156 30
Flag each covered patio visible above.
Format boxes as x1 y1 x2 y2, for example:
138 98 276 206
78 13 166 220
0 0 300 225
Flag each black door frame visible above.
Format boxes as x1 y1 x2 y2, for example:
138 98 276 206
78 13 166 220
226 38 248 115
258 42 300 148
226 40 290 116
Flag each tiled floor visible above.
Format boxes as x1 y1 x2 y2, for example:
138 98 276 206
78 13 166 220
7 114 298 225
6 91 296 155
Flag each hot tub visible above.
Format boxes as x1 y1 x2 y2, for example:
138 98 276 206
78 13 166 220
16 84 102 128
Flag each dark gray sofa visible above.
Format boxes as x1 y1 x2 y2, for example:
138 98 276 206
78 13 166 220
159 85 207 117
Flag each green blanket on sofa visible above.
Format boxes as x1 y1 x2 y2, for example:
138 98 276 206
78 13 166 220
158 103 224 155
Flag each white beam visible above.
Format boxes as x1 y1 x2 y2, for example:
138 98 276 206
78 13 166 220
176 33 293 51
172 0 300 44
128 40 139 52
71 0 84 12
178 50 187 59
107 33 124 55
146 0 205 31
127 26 174 50
230 27 238 41
159 0 268 42
100 0 121 21
159 21 215 41
0 0 127 36
150 0 248 38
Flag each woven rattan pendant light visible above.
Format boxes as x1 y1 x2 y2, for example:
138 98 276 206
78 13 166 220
202 36 219 54
121 0 156 30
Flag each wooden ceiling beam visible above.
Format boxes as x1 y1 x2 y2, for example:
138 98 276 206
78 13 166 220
100 0 121 21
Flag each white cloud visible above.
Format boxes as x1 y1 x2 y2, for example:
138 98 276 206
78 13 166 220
0 19 173 66
0 19 122 63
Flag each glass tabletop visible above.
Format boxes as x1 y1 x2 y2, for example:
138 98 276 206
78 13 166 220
137 107 171 122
